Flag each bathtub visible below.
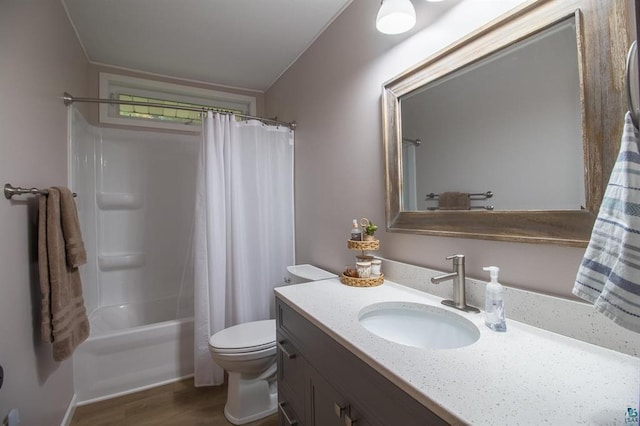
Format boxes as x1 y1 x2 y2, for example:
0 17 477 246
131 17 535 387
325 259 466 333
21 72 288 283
73 297 194 404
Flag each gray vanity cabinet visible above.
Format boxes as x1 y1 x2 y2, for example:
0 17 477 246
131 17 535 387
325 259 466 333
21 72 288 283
277 322 371 426
276 297 449 426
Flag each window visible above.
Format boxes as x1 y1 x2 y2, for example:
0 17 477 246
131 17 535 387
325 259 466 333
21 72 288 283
99 73 257 131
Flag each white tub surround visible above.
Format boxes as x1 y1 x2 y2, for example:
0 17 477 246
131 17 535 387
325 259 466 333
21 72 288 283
70 108 197 403
274 279 639 425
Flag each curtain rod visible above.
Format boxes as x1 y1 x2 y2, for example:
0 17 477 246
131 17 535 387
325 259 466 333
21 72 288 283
62 92 296 130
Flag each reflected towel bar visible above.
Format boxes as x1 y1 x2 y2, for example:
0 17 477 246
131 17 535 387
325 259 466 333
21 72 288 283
4 183 77 200
427 205 495 211
425 191 494 210
426 191 493 200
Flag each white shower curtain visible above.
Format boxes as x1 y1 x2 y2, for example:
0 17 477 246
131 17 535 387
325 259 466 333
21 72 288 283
193 112 295 386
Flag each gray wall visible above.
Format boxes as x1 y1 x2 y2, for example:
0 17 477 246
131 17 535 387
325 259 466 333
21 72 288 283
0 0 89 424
265 0 589 298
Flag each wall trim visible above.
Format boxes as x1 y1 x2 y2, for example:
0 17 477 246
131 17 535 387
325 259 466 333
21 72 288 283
60 393 77 426
92 61 265 94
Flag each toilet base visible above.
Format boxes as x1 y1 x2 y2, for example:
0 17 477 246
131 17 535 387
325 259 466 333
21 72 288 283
224 371 277 425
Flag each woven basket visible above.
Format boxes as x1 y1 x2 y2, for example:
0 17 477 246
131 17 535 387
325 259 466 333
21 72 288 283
340 273 384 287
347 239 380 251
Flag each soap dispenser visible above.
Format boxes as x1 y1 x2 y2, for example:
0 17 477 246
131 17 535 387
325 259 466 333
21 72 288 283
483 266 506 332
350 219 362 241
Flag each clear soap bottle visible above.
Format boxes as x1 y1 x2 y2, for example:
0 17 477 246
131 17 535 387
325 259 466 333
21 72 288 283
483 266 506 332
350 219 362 241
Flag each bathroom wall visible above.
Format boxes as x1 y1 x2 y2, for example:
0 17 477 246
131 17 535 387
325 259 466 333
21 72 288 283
0 0 89 424
265 0 595 298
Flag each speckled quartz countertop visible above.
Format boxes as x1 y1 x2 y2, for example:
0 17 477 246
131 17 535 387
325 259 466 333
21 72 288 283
274 278 640 426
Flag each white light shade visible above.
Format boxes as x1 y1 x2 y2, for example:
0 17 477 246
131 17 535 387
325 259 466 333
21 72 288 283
376 0 416 35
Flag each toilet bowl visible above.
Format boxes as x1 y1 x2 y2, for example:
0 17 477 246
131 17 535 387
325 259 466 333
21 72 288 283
209 319 277 425
209 264 336 424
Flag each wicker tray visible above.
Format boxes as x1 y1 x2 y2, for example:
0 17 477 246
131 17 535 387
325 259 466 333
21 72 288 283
340 273 384 287
347 239 380 251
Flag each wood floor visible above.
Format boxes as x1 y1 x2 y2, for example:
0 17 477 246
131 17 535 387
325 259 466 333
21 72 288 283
70 379 279 426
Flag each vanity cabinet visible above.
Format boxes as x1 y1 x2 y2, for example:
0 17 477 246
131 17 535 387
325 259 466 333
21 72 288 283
276 297 448 426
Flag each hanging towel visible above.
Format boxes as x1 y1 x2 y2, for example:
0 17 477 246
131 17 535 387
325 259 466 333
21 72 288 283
38 187 90 361
573 112 640 333
438 192 470 210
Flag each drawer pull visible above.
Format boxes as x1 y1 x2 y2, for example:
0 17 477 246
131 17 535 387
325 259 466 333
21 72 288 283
334 402 347 418
344 413 357 426
278 402 298 425
278 341 297 359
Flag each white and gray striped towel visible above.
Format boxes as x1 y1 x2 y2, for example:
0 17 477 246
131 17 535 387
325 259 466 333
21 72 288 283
573 112 640 334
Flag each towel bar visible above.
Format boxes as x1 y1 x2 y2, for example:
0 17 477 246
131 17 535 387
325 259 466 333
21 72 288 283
4 183 77 200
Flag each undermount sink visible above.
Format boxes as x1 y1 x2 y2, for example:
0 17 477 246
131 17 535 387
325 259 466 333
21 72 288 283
358 302 480 350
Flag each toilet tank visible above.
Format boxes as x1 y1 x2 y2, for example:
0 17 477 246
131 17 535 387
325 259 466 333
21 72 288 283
285 264 337 284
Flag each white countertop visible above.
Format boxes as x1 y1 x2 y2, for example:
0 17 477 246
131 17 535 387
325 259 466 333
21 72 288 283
274 278 640 426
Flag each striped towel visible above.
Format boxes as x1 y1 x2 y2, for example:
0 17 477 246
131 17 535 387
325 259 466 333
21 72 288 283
573 112 640 333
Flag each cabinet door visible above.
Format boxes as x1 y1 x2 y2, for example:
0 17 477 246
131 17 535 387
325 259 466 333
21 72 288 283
307 366 373 426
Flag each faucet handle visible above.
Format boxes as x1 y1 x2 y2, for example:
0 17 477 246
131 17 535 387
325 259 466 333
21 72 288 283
446 254 465 264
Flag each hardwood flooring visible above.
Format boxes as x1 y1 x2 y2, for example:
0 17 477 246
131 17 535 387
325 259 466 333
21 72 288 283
70 379 279 426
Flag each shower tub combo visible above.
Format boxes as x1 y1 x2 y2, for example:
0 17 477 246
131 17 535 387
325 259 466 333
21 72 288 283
70 108 197 403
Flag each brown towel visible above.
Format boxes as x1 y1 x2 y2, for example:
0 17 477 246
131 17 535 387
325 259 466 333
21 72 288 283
438 192 470 210
54 186 86 267
38 187 90 361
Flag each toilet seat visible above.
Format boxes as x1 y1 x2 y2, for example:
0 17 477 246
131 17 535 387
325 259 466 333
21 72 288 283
209 319 276 354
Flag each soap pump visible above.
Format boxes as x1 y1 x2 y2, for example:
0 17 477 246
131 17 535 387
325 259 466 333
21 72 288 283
483 266 506 332
350 218 362 241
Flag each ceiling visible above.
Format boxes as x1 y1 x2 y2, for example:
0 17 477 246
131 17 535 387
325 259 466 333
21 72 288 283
62 0 353 92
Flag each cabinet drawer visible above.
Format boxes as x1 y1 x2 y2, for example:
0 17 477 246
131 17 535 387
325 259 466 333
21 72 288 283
278 385 304 426
277 337 306 421
277 299 310 345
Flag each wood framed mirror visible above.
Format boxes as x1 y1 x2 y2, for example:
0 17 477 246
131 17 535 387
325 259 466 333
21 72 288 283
382 0 632 247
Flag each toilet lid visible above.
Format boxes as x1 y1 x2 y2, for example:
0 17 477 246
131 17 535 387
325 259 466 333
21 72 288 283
209 319 276 354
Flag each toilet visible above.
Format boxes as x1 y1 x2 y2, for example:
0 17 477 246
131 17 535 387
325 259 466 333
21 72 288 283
209 264 336 425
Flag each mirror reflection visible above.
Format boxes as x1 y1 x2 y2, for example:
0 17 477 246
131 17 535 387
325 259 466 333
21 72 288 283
400 17 584 212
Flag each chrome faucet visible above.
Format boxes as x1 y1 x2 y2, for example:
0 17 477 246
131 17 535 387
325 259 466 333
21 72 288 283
430 254 479 313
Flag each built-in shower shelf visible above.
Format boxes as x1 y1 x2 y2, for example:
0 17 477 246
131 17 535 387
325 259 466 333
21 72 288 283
97 192 143 210
98 253 145 271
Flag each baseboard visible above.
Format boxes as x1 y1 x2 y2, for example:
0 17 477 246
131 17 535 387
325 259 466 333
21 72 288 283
76 374 194 406
60 393 77 426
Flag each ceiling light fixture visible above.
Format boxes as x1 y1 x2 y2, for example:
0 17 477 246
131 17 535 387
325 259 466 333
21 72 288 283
376 0 417 35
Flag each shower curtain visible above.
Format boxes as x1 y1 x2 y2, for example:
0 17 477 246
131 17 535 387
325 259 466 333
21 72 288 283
193 112 295 386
